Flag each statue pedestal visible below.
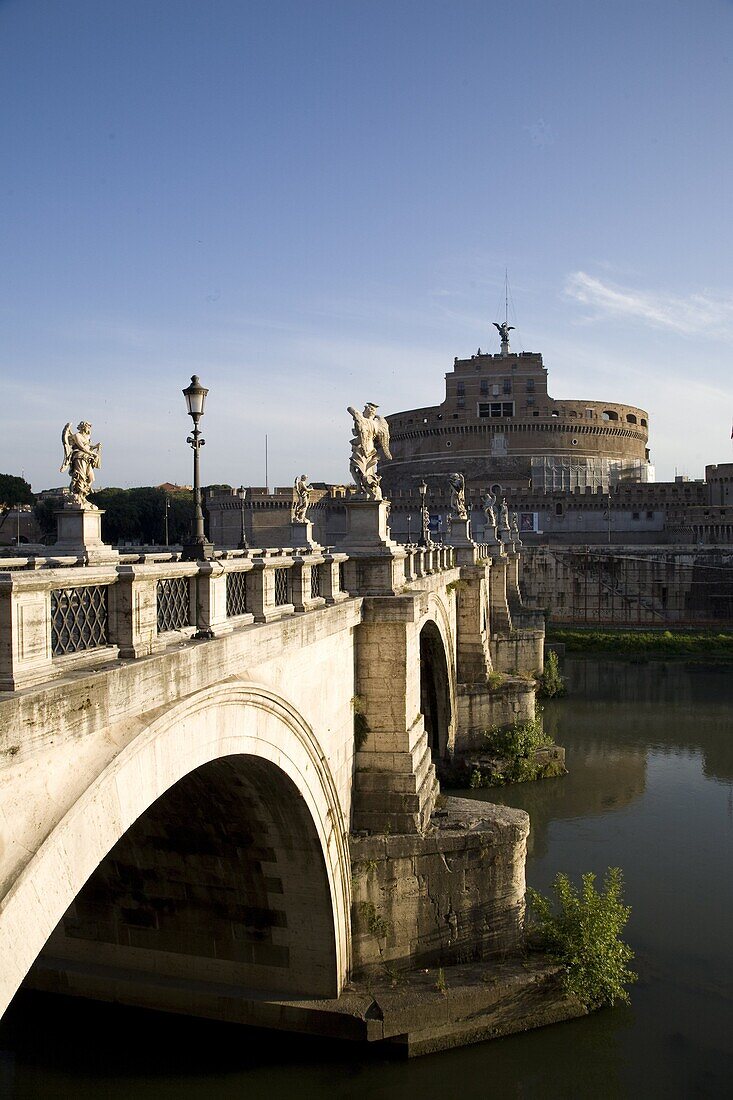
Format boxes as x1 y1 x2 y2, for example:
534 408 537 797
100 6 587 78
482 526 500 545
290 519 320 551
342 498 397 552
499 526 513 546
53 506 119 564
448 515 481 565
449 516 473 546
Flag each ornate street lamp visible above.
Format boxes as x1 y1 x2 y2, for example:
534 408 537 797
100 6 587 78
418 480 431 547
181 375 214 562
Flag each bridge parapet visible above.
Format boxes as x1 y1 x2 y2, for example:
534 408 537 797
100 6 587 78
0 543 460 693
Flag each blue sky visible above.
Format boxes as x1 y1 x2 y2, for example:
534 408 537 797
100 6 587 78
2 0 732 491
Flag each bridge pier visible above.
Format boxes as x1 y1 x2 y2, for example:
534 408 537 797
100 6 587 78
351 594 440 834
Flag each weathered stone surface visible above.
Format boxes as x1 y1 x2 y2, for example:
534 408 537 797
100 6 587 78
350 797 529 973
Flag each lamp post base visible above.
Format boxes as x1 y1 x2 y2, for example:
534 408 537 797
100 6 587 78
181 538 215 562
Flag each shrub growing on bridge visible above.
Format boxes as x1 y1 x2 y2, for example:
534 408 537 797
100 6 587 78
538 651 566 698
527 867 637 1010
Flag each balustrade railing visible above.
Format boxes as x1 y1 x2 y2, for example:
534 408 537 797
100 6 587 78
0 542 461 691
51 585 109 656
225 570 249 618
156 577 192 633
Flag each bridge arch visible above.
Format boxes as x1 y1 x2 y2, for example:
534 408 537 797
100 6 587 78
417 592 457 761
0 682 351 1015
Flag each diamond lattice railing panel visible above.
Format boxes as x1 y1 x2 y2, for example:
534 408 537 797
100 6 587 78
156 577 191 633
273 568 290 607
310 565 321 600
51 585 109 656
226 571 248 617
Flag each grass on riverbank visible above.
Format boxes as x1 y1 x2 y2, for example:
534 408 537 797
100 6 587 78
547 628 733 658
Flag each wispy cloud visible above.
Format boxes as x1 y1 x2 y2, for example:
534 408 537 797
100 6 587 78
564 271 733 337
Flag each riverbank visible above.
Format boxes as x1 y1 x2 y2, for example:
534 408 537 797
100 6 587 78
547 628 733 658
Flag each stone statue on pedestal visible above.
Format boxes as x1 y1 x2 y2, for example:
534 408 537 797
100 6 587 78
499 497 510 531
481 488 497 528
511 511 520 539
347 403 392 500
292 474 312 522
448 472 468 520
60 421 101 506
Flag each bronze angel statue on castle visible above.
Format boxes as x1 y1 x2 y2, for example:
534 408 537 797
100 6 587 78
347 402 392 500
60 421 102 506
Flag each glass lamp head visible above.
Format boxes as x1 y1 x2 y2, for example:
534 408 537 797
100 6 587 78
183 375 208 421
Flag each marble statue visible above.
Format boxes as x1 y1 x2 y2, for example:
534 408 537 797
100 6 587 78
347 403 392 500
60 421 101 506
448 472 468 520
511 511 520 538
499 497 510 530
421 503 431 546
292 473 312 522
481 488 497 527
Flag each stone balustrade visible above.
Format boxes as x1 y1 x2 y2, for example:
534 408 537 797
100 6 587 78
0 543 459 692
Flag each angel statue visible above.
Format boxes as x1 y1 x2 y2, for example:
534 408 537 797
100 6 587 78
448 472 468 520
493 321 514 351
481 488 497 528
510 511 520 538
292 473 312 522
499 497 510 531
347 403 392 500
60 421 102 506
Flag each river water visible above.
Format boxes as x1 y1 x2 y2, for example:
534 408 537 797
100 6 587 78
1 658 732 1098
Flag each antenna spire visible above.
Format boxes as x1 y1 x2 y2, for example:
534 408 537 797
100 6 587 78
493 269 515 355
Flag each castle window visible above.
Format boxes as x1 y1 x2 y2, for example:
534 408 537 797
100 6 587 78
641 418 647 427
526 378 535 393
457 397 465 408
569 410 577 418
626 413 637 424
555 502 564 517
646 511 653 519
457 382 465 397
480 379 489 395
632 512 640 520
527 396 535 406
492 384 500 397
585 408 594 419
551 410 560 417
503 379 511 394
602 410 619 421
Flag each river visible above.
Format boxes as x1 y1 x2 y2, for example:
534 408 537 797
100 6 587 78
1 658 732 1098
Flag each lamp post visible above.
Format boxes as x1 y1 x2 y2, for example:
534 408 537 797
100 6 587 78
238 485 249 550
407 514 412 544
163 495 170 547
418 480 431 547
181 375 214 561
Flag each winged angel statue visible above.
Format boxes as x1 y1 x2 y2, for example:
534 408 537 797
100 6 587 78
60 421 102 506
347 403 392 500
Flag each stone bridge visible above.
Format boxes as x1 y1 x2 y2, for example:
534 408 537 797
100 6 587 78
0 502 573 1054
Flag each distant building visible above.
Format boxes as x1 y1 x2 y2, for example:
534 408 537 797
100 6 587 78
380 336 653 495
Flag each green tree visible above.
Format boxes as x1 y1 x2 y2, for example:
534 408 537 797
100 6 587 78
0 474 35 508
527 867 637 1010
89 486 195 546
33 498 59 541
